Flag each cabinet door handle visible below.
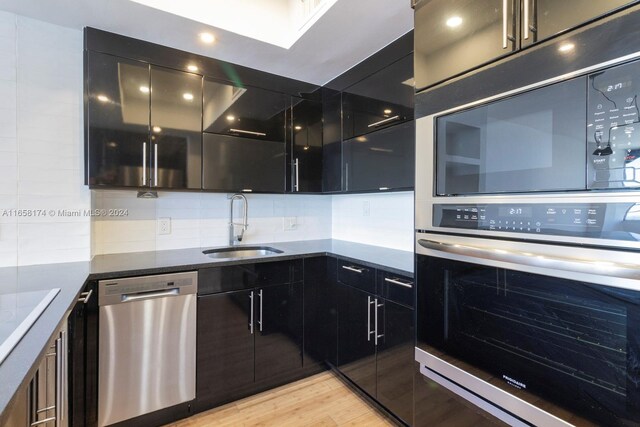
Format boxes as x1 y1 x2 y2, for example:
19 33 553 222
78 289 93 304
230 128 267 137
374 299 384 346
523 0 530 39
502 0 508 48
154 143 158 186
294 158 300 192
367 296 375 341
368 115 400 128
249 291 254 334
345 162 349 192
258 289 263 332
142 142 147 186
56 331 66 424
384 277 413 288
342 265 364 274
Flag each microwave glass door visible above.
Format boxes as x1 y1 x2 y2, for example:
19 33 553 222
417 255 640 426
436 77 587 195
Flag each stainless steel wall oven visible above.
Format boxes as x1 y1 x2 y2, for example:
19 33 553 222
415 53 640 426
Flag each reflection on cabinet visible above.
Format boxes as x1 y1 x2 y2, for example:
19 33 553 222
414 0 640 90
336 262 414 425
289 98 323 193
321 88 343 193
195 261 303 412
343 54 414 140
86 52 202 189
86 52 150 188
202 79 288 193
343 121 415 192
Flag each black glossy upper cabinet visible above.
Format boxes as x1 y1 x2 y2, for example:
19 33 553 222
414 0 639 91
150 67 202 189
321 88 343 193
86 51 203 189
521 0 639 47
202 79 287 193
343 54 415 140
414 0 518 91
86 52 150 188
343 121 415 192
289 98 323 193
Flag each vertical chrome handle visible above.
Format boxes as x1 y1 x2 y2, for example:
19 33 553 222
258 289 263 332
55 334 63 424
142 142 147 185
294 158 299 192
345 162 349 191
523 0 530 39
249 291 254 334
367 296 375 341
375 299 384 346
154 143 158 186
502 0 508 49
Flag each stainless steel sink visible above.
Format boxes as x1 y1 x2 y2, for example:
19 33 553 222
203 246 284 259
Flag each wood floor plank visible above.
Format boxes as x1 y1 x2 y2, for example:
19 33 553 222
168 372 396 427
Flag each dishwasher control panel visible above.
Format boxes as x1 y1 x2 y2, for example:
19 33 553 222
98 271 197 306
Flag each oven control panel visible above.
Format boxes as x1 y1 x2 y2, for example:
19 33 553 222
433 203 610 238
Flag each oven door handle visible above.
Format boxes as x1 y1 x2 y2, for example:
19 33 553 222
417 238 640 291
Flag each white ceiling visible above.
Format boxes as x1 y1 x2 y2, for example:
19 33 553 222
0 0 414 85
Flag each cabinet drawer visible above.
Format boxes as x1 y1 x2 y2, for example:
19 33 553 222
199 260 303 295
378 270 414 308
337 259 375 293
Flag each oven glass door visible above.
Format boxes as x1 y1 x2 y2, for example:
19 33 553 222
417 254 640 426
435 76 587 196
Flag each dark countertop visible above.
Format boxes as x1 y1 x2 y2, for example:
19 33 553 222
0 239 413 421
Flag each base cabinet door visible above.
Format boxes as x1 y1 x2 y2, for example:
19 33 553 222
337 285 377 397
254 283 303 384
196 290 255 409
376 300 414 425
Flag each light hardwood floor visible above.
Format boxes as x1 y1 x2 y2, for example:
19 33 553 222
167 372 398 427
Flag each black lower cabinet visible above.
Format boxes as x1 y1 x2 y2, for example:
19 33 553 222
376 300 414 425
254 283 303 384
337 285 377 397
196 290 255 408
195 262 304 413
336 272 415 426
68 281 99 427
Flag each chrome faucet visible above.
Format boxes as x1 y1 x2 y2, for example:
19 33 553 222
229 193 249 245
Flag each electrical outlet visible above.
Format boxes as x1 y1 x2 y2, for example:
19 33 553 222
158 217 171 235
283 217 297 231
362 201 370 217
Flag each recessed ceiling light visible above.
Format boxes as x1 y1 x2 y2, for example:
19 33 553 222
97 94 110 103
558 42 575 53
383 109 392 115
226 115 236 121
153 126 162 133
294 125 302 130
183 92 194 101
446 16 463 28
139 86 150 94
187 64 199 72
199 32 215 44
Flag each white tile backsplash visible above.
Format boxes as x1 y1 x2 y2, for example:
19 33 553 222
332 192 414 252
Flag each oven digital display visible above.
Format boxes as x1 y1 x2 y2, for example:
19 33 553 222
498 207 533 217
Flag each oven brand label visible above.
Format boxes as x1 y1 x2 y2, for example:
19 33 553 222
502 375 527 390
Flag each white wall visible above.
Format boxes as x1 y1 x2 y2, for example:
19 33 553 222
0 12 90 267
92 191 332 255
332 192 414 252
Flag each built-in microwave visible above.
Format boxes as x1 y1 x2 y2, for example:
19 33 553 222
416 54 640 250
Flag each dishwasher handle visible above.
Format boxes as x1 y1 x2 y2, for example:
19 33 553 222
121 288 179 303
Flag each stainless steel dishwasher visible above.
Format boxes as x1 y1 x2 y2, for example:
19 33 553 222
97 272 197 426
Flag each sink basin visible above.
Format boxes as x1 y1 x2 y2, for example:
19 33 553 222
203 246 284 259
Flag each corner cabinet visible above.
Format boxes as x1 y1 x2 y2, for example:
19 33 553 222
202 79 288 193
414 0 640 91
85 52 202 190
288 97 323 193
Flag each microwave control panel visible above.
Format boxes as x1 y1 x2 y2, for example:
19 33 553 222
433 203 612 238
